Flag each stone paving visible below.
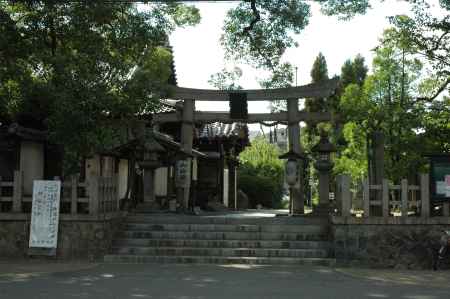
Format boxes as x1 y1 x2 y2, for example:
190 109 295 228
1 262 450 299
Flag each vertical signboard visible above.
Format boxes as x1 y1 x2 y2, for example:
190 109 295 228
29 180 61 249
430 155 450 202
175 159 191 188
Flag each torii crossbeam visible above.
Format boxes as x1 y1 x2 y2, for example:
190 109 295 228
155 78 339 124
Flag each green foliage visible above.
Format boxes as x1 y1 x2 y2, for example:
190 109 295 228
258 62 294 89
0 1 200 173
221 0 369 73
310 52 329 83
389 1 449 102
238 137 284 208
340 54 368 88
333 121 368 180
335 26 449 182
317 0 371 20
208 67 243 90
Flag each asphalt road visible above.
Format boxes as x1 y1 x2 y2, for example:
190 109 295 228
1 264 450 299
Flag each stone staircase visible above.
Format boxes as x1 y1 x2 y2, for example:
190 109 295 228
104 214 335 266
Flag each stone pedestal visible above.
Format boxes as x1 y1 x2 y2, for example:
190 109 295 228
314 160 333 216
136 168 160 212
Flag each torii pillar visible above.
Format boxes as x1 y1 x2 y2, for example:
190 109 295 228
177 98 194 210
287 98 305 215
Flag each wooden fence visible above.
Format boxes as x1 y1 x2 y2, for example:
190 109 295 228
335 173 450 218
0 171 120 215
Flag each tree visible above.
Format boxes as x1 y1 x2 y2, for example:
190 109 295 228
221 0 371 71
238 137 285 208
340 54 368 89
389 1 450 102
303 53 330 147
306 52 329 113
0 1 200 172
221 0 311 71
337 28 430 182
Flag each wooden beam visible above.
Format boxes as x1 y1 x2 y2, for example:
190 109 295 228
154 111 332 123
169 78 339 101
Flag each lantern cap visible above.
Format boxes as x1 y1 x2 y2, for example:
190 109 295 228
143 135 165 153
279 150 307 160
311 131 336 153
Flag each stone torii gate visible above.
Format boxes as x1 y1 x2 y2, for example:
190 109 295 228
154 78 339 214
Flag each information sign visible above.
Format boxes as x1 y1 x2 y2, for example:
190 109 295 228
29 180 61 248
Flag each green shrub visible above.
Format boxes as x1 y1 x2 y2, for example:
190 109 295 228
237 137 285 208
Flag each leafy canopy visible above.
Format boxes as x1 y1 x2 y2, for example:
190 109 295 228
0 1 200 172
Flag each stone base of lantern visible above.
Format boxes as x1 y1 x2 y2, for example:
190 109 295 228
135 201 161 213
313 203 330 216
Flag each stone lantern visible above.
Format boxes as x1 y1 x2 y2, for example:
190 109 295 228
312 131 336 216
279 150 307 215
138 135 165 210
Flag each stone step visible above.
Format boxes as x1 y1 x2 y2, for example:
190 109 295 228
125 215 328 225
124 223 327 234
119 230 328 241
113 238 331 249
111 246 329 258
103 254 336 266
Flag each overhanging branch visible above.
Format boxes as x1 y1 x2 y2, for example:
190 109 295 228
243 0 260 34
416 76 450 102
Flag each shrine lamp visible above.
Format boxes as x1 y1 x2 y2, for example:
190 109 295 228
279 150 307 187
311 131 336 163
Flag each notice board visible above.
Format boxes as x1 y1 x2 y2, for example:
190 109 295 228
430 155 450 202
29 180 61 249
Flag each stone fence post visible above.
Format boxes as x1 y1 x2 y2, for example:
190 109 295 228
401 179 408 219
71 175 78 215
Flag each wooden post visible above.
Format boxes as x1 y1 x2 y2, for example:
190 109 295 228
12 170 23 213
104 177 109 213
401 179 408 219
287 98 304 215
363 178 370 218
116 174 120 211
71 175 78 215
89 176 100 215
107 177 111 212
340 175 351 217
420 173 430 218
382 179 389 218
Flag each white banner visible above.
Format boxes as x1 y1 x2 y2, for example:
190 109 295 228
29 180 61 248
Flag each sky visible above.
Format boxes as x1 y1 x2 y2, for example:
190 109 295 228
166 0 444 121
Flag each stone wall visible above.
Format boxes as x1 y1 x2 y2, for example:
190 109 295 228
332 217 450 269
0 213 125 260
